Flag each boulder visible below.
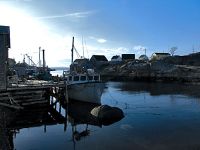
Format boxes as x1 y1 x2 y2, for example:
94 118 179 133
91 105 124 126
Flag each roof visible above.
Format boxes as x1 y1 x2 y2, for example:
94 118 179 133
154 53 170 55
139 55 149 60
91 55 108 61
122 54 135 59
74 58 89 63
111 55 120 59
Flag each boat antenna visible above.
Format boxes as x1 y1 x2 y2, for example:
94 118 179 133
71 37 74 63
84 39 89 59
82 36 85 58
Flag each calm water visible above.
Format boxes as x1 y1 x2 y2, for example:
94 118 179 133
1 81 200 150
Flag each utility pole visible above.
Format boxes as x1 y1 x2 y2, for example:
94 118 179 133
42 49 46 70
82 36 85 58
39 47 41 67
71 37 74 63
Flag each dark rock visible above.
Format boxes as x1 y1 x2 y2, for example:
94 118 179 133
91 105 124 126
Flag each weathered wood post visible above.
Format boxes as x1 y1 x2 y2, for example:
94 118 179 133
65 83 69 104
64 82 68 132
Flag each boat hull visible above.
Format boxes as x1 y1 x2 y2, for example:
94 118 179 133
67 82 104 104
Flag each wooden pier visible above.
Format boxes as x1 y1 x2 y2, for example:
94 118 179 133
0 81 66 109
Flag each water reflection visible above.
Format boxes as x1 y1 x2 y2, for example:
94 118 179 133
115 81 200 98
0 99 124 150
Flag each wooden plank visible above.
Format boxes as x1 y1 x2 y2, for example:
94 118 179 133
16 98 47 103
6 83 65 91
21 100 48 106
0 102 23 109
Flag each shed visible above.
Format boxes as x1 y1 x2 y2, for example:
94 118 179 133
90 55 108 62
122 54 135 61
0 25 10 90
70 58 93 73
90 55 108 68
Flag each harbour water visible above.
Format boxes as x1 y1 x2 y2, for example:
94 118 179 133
1 81 200 150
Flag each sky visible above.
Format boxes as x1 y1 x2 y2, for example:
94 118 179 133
0 0 200 67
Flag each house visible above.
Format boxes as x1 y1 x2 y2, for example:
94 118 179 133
139 55 149 61
111 55 122 62
150 53 170 61
122 54 135 61
70 58 93 73
90 55 108 68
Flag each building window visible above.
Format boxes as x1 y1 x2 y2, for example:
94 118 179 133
74 76 79 81
80 76 86 81
69 76 72 81
88 76 93 80
94 76 99 81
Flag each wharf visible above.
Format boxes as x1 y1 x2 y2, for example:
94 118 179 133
0 81 66 109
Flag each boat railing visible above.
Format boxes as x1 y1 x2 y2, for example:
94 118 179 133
65 74 100 83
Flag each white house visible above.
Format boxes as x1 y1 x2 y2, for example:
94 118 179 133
111 55 122 62
150 53 170 61
139 55 149 61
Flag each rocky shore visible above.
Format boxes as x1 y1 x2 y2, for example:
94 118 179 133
99 52 200 84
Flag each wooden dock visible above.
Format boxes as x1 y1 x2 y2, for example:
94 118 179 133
0 81 66 109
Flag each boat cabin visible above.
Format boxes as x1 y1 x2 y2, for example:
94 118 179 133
63 71 100 84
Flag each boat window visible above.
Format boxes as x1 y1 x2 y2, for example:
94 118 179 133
74 76 79 81
94 76 99 81
69 76 72 81
80 76 86 81
88 76 93 80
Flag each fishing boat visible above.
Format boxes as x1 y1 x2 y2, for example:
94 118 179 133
63 37 104 104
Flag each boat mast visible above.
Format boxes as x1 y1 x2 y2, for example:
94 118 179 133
71 37 74 63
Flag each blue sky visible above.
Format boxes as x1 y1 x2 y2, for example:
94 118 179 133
0 0 200 66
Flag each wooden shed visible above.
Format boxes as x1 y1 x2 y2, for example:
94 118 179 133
0 26 10 90
122 54 135 61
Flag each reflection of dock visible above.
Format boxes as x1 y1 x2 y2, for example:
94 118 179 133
0 103 67 150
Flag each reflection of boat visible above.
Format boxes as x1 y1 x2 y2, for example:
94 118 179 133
63 37 104 104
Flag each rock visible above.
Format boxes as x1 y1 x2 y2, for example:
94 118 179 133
91 105 124 126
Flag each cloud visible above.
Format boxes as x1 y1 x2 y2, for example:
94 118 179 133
89 36 107 43
97 38 107 43
36 11 93 20
133 45 146 51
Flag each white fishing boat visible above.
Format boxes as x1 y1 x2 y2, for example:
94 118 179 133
63 37 104 104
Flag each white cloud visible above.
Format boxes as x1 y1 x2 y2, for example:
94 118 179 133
97 38 107 43
89 36 107 43
36 11 93 20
